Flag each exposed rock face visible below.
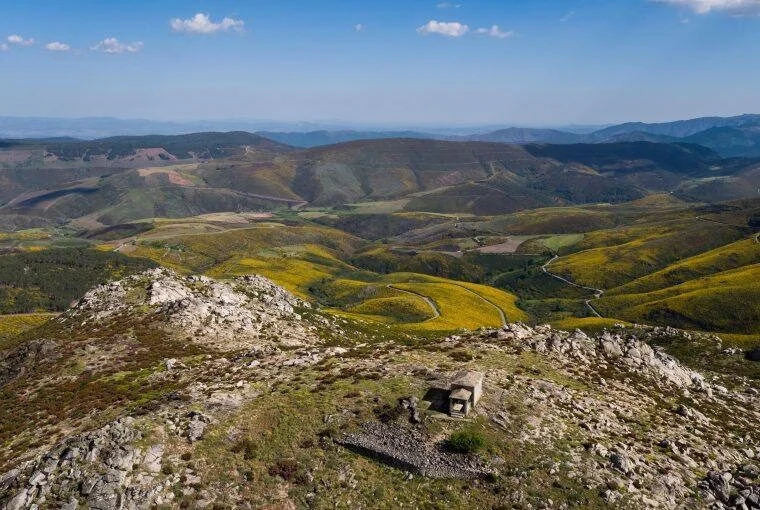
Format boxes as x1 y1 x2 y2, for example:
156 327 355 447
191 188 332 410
498 323 705 390
71 268 315 349
699 465 760 508
0 418 167 510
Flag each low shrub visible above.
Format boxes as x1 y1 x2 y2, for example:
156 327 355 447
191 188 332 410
448 430 486 454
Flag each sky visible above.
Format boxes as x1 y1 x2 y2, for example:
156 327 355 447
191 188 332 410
2 0 760 126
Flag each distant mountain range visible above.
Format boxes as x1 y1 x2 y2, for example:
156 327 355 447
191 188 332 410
3 113 760 157
0 114 760 157
1 132 758 230
262 114 760 157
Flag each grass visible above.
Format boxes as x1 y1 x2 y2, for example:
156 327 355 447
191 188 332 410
540 234 585 253
597 264 760 334
192 356 609 509
196 374 442 508
450 280 529 323
131 224 363 275
206 244 354 299
607 237 760 296
346 294 434 324
448 429 486 453
388 281 502 332
550 219 745 289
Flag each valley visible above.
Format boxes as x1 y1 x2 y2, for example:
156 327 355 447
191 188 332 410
0 132 758 343
1 129 759 509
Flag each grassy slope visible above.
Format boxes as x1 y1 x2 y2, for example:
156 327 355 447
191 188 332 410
596 263 760 334
0 313 56 349
549 219 746 289
129 223 528 333
606 238 760 295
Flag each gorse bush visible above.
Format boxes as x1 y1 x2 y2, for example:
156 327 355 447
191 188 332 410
448 430 486 454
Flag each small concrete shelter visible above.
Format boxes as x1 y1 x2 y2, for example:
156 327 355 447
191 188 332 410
448 371 484 418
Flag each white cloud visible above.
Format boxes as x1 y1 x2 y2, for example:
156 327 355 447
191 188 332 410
561 11 576 22
437 2 462 8
653 0 760 15
355 23 365 32
7 34 34 46
475 25 515 39
45 41 70 52
170 13 245 34
417 20 470 37
0 43 7 51
91 38 143 54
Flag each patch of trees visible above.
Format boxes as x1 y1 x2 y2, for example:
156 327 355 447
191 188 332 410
0 248 157 313
749 214 760 229
524 141 719 175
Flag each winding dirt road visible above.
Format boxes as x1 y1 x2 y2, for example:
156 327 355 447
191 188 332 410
541 255 605 318
387 285 441 321
449 283 508 327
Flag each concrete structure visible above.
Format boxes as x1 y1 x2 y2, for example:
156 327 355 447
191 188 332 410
448 371 484 418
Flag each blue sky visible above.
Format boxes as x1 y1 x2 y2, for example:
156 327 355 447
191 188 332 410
1 0 760 126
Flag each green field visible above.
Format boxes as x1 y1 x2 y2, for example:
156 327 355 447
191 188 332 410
1 188 758 342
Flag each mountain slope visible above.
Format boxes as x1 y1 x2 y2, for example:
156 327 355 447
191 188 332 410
463 127 586 144
1 135 759 227
256 130 438 148
590 113 760 139
1 270 759 508
30 131 293 161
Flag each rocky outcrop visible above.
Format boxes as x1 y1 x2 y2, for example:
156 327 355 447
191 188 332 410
0 418 167 510
2 266 758 510
70 268 316 349
496 323 706 390
699 465 760 509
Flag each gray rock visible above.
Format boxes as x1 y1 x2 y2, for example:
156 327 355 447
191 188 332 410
4 489 28 510
142 444 164 474
187 412 210 442
610 452 632 475
337 421 494 479
61 498 79 510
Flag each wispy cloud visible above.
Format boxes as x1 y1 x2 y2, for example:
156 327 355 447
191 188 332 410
45 41 71 52
417 20 470 37
652 0 760 15
7 34 34 46
437 2 462 8
475 25 515 39
354 23 365 32
0 43 7 52
561 11 576 22
91 38 143 54
170 13 245 34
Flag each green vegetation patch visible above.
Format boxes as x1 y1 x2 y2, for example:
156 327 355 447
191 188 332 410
0 313 56 349
0 247 157 313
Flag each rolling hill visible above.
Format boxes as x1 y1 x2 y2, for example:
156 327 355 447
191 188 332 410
467 114 760 157
1 134 759 230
